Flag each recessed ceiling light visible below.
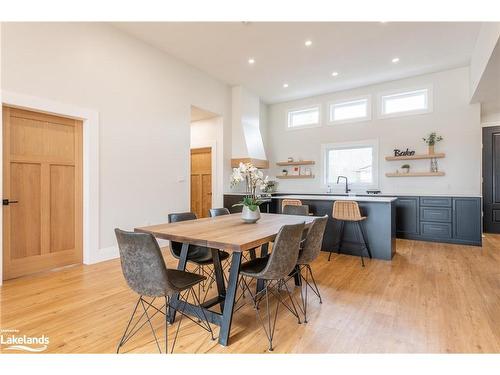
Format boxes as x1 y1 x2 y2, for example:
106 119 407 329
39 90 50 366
305 40 312 47
283 83 289 88
248 58 255 65
331 71 339 77
392 57 400 63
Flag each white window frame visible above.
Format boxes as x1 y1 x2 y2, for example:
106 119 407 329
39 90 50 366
377 85 433 119
320 139 379 190
327 95 372 125
286 104 322 130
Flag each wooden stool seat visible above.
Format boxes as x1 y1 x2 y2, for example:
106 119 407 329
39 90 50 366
282 199 303 211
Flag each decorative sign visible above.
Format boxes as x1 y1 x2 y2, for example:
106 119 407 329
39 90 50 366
394 148 415 157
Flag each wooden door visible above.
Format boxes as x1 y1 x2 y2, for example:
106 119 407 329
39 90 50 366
2 106 83 280
190 147 212 218
483 126 500 233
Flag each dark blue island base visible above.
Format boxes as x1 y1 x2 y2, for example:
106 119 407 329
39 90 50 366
224 193 482 261
224 194 397 261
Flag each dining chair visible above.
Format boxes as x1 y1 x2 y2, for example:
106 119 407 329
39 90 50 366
282 204 309 216
239 222 305 351
208 207 230 217
330 201 372 266
292 215 328 323
114 229 214 354
168 212 230 299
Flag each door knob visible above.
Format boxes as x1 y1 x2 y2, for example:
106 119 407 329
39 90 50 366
2 199 19 206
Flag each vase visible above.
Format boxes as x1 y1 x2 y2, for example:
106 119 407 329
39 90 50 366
241 206 261 223
428 145 435 155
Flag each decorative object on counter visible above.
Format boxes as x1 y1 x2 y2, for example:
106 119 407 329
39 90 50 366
393 148 415 157
366 189 381 194
401 164 410 174
262 180 278 194
430 157 439 173
291 166 300 176
422 132 443 154
282 169 288 176
230 162 269 223
287 157 294 162
303 167 312 176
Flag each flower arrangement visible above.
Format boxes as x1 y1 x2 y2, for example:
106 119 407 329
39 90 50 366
230 162 269 212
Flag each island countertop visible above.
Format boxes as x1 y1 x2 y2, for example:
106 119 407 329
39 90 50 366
273 194 397 203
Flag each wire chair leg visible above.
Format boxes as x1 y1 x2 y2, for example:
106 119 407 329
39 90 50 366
116 297 141 353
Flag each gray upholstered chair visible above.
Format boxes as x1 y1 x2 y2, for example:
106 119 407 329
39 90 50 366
282 204 309 216
209 207 230 217
114 229 214 354
294 215 328 323
239 222 305 351
168 212 230 297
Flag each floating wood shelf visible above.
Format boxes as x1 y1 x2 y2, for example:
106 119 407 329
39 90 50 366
385 153 445 161
276 160 315 166
385 172 445 177
276 175 315 179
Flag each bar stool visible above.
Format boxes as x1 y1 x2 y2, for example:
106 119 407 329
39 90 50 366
329 201 372 267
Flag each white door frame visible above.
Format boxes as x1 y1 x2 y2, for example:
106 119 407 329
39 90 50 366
0 91 100 284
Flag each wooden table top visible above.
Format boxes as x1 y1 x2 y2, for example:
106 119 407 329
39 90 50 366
135 213 317 252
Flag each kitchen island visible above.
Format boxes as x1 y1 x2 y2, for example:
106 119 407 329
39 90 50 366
224 193 397 260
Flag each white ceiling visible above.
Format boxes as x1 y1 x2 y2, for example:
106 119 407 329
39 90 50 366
114 22 481 103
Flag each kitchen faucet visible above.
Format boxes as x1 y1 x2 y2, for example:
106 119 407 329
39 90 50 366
337 175 350 194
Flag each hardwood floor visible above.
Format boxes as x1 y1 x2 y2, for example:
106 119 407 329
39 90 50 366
1 236 500 353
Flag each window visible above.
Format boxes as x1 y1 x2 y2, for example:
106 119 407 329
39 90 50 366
287 105 320 129
322 140 378 187
379 87 432 117
329 97 371 124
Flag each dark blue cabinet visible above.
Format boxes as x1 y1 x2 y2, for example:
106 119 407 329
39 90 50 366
396 197 419 236
396 195 481 246
453 198 482 244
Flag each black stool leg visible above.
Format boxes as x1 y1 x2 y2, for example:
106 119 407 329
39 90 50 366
355 221 372 267
329 220 345 261
359 221 372 259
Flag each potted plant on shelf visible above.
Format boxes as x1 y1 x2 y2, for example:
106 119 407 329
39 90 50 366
423 132 443 155
401 164 410 174
231 162 269 223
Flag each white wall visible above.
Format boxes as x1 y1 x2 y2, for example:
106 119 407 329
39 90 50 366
1 23 231 258
267 67 481 196
190 117 224 207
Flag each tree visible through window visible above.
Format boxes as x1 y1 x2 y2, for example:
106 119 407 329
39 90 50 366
326 146 374 185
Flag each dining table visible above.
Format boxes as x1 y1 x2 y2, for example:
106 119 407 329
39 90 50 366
134 212 316 346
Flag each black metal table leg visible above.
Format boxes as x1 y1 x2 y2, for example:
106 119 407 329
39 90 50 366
211 248 226 311
256 243 269 293
168 242 189 323
218 252 242 346
293 265 302 286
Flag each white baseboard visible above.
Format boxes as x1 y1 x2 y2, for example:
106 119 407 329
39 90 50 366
84 239 170 265
85 245 120 265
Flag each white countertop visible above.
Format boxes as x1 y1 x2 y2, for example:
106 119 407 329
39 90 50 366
275 195 397 203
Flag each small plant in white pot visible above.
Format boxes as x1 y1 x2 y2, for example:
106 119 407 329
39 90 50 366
401 164 410 174
231 162 269 223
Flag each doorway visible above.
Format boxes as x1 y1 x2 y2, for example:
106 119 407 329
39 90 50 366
2 106 83 280
483 125 500 233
